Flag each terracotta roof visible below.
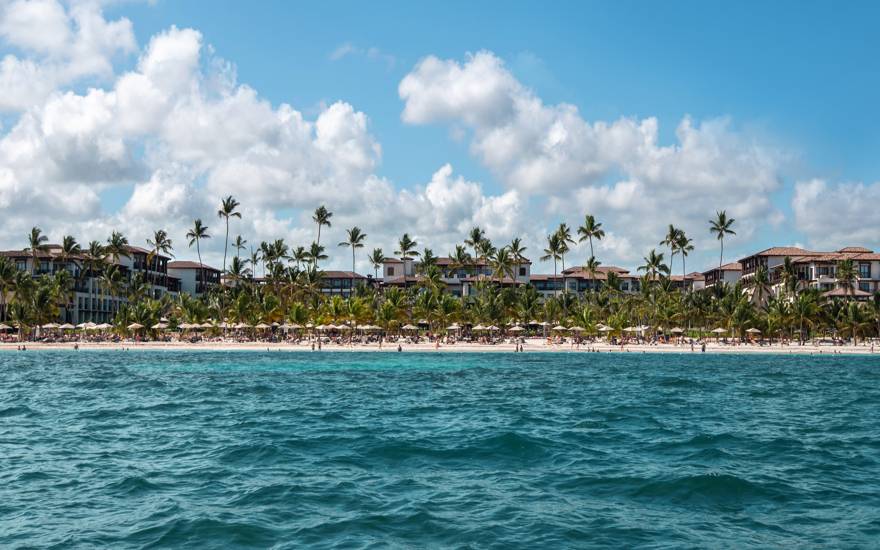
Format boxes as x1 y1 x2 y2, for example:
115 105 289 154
168 260 219 271
822 287 872 298
687 271 706 280
124 245 170 259
528 274 560 281
460 274 520 284
322 271 366 279
562 265 628 274
748 247 820 257
383 258 405 264
837 247 873 253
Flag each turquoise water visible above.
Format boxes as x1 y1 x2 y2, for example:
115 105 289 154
2 351 879 548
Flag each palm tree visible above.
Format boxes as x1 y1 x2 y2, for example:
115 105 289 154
217 195 241 274
312 205 333 248
291 246 308 269
508 237 527 274
490 247 516 281
660 224 681 270
60 235 81 271
449 245 473 276
585 256 601 291
233 235 247 260
186 219 210 290
395 233 419 260
476 238 496 260
676 231 694 289
556 223 575 272
368 248 386 279
577 214 605 260
836 258 858 299
780 256 798 296
465 227 485 260
105 231 130 266
638 249 670 280
540 233 563 298
146 229 174 293
750 265 772 308
0 256 16 321
338 226 367 274
709 210 736 271
25 227 49 276
307 242 328 267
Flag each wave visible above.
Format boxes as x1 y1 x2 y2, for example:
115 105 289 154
632 472 792 504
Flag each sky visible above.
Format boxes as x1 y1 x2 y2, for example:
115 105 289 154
1 0 878 275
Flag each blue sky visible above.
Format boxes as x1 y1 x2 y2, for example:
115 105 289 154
1 0 878 272
112 0 878 181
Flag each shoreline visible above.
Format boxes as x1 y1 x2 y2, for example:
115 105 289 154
1 340 877 356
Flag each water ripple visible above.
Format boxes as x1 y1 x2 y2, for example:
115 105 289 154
1 350 878 548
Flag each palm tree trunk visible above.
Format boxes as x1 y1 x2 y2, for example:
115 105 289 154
589 237 594 260
196 239 203 292
223 218 229 274
719 238 724 271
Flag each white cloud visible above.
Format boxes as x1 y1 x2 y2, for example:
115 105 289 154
400 50 787 267
792 179 880 250
0 0 135 111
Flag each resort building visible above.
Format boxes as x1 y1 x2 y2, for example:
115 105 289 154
702 262 743 289
530 266 641 299
320 271 369 298
0 244 182 323
168 261 221 296
738 246 880 299
381 256 531 296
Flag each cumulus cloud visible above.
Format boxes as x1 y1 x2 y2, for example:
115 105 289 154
400 51 786 265
0 0 135 111
792 179 880 250
0 3 520 272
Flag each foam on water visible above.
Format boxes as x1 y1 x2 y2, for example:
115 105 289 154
1 350 879 548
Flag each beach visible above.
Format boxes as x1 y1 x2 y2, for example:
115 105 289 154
2 338 876 355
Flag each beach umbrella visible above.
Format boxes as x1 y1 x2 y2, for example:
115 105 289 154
178 322 192 330
670 327 685 334
42 323 60 329
152 322 168 330
127 323 144 330
623 326 638 333
306 323 314 328
711 327 728 334
746 328 762 334
552 325 568 331
446 323 461 331
200 322 214 329
255 323 271 329
570 326 585 332
508 325 524 332
401 324 419 331
487 325 500 331
598 326 614 333
0 323 11 331
235 322 251 329
472 324 486 331
338 324 353 330
59 323 75 330
288 323 303 330
271 322 280 327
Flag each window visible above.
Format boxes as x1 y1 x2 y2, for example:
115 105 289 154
518 267 526 277
859 263 871 278
387 267 395 276
859 281 870 292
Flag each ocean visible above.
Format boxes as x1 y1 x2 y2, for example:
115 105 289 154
2 351 879 548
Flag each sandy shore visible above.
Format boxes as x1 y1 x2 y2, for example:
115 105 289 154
1 339 877 355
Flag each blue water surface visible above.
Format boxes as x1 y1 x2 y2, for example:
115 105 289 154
1 351 879 548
